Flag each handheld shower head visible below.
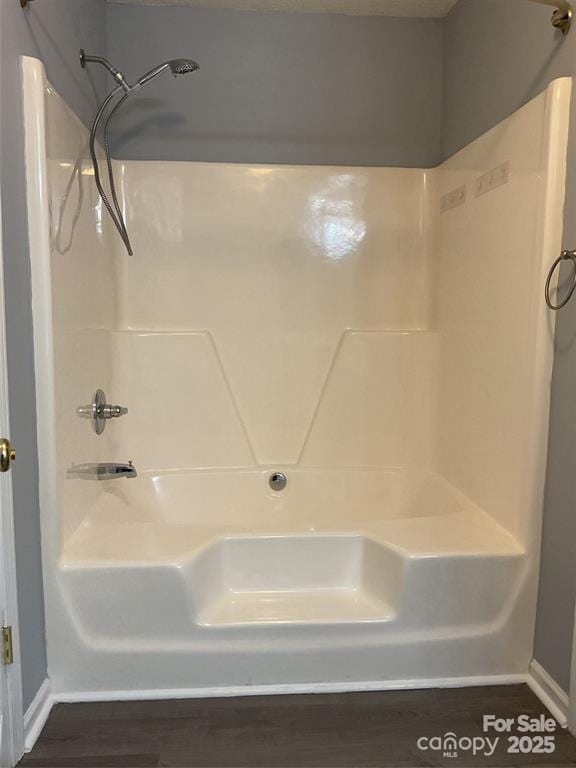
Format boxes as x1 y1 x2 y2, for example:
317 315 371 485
80 50 200 91
80 50 199 255
169 59 200 75
135 58 199 89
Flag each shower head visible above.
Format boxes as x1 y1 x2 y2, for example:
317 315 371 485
135 58 199 89
170 59 200 76
80 50 199 92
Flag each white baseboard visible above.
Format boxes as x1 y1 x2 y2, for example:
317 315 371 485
528 660 569 727
24 678 53 753
34 668 572 741
53 672 527 704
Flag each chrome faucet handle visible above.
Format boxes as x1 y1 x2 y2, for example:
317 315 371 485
77 390 128 434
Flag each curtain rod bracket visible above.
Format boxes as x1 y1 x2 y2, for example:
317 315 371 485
551 6 573 33
526 0 572 32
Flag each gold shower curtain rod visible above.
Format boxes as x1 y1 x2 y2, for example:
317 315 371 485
18 0 574 33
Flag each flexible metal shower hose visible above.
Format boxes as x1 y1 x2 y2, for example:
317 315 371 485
89 86 134 256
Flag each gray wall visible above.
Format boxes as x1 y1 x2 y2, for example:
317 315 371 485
106 4 444 167
442 0 576 158
1 0 106 711
443 0 576 694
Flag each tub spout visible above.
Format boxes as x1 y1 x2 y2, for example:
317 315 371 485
67 461 137 480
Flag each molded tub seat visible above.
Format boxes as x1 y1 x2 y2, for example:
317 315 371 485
59 470 525 645
188 534 401 626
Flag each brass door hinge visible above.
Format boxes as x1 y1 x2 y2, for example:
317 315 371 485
2 626 13 665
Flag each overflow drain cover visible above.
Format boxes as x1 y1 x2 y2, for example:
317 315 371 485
269 472 287 492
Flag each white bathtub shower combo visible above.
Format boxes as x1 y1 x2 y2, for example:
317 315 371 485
22 54 571 698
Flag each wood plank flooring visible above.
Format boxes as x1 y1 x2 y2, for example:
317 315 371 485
19 685 576 767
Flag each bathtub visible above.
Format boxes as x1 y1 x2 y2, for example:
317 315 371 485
53 468 527 693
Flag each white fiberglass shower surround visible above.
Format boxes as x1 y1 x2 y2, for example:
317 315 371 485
22 54 570 699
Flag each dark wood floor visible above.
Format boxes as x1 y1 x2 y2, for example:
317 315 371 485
19 685 576 767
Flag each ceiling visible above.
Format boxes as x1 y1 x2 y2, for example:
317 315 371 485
107 0 459 17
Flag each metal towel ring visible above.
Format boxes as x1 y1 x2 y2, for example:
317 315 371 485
545 250 576 310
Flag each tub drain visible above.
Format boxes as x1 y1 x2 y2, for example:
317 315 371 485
269 472 287 492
